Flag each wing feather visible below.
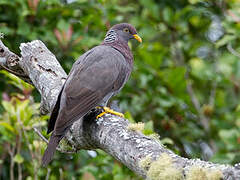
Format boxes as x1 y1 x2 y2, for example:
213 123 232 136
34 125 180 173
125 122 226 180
49 45 129 136
47 87 63 134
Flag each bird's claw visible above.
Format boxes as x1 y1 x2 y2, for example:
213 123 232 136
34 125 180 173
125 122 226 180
96 106 124 118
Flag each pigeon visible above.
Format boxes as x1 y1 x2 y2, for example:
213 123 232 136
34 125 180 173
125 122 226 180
42 23 142 166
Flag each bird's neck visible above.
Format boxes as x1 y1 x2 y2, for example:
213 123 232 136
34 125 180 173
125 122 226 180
102 30 133 67
103 30 118 43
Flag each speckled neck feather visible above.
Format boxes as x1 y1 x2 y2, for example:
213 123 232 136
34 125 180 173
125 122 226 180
104 30 118 43
102 30 133 69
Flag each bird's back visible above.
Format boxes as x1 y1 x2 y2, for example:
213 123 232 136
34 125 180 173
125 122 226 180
47 45 131 135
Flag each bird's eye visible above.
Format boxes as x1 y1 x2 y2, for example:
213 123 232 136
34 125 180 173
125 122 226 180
123 28 129 33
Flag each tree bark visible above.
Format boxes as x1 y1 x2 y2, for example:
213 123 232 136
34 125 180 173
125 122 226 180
1 39 240 179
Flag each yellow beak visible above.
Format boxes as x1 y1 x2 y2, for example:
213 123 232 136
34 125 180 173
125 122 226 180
133 34 142 43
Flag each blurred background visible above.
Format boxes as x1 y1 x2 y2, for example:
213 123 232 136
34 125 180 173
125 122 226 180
0 0 240 179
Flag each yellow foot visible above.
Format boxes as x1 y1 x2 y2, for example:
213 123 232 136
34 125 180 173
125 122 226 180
96 107 124 119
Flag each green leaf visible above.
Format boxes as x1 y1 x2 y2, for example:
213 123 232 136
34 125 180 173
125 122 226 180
143 121 154 135
14 154 24 164
215 35 236 48
124 111 135 123
0 122 15 132
0 70 33 91
159 67 187 97
2 101 15 116
188 0 202 4
161 137 174 145
219 129 239 150
163 7 174 23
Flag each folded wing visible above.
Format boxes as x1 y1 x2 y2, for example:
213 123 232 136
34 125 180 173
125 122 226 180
47 45 129 136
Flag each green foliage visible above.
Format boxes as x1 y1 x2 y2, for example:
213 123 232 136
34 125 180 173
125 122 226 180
1 0 240 179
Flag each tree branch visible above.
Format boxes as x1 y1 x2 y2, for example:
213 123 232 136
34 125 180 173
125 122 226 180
0 40 31 83
1 39 240 179
19 41 67 114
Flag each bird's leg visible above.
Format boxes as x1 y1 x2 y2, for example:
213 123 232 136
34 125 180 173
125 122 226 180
96 106 124 118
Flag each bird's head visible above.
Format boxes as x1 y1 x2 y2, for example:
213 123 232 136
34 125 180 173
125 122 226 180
108 23 142 43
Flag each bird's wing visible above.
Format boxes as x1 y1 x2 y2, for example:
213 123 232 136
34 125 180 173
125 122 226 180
46 49 95 134
48 46 129 136
47 87 63 134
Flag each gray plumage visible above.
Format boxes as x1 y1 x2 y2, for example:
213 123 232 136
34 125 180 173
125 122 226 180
42 23 141 166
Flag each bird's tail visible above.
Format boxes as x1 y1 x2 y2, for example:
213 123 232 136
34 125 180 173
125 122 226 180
42 134 63 167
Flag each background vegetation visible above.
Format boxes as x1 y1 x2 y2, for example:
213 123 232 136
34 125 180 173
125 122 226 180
0 0 240 179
